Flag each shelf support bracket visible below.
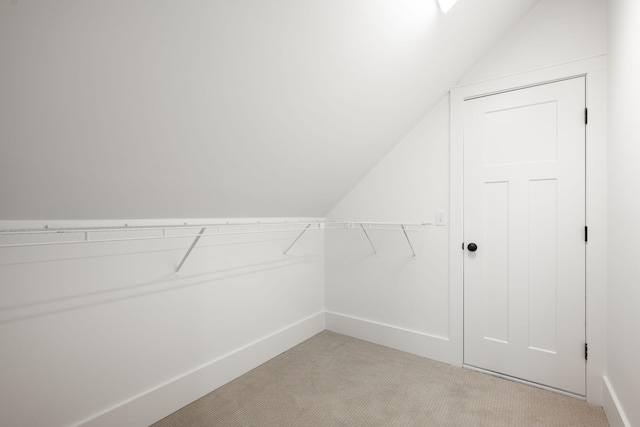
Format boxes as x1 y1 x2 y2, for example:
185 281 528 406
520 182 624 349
176 227 207 274
360 223 378 255
401 224 417 259
283 224 311 255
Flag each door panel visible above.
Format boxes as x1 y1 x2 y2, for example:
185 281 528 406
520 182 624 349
528 178 558 354
482 181 510 344
463 77 586 395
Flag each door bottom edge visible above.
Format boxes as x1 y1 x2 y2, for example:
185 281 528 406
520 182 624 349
462 364 586 400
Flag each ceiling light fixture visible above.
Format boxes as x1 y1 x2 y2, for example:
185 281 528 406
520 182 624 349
437 0 459 13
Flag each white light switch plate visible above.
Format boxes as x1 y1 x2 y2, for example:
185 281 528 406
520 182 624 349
436 211 447 226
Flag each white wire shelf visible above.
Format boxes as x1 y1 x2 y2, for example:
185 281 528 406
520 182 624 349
323 221 428 231
0 221 324 246
0 220 432 272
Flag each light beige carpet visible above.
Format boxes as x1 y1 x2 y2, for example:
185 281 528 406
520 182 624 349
152 331 609 427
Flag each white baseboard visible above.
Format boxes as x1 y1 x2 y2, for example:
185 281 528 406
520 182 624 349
603 376 631 427
325 311 455 365
75 311 326 427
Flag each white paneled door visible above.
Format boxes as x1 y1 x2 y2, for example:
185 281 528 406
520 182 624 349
463 77 586 395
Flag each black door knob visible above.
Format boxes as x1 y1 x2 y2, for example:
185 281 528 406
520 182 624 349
467 243 478 252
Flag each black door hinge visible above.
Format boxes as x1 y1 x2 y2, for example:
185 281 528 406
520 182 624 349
585 108 588 125
585 226 588 242
585 343 588 361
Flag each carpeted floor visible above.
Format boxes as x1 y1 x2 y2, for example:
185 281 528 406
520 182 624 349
151 331 609 427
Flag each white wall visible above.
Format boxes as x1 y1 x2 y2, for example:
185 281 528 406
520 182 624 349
0 0 539 220
606 0 640 425
460 0 607 84
0 0 617 425
325 0 607 397
326 98 452 362
0 219 325 427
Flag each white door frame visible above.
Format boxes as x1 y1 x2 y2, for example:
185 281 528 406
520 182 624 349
449 56 607 405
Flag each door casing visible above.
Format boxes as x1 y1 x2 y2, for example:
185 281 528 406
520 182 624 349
449 56 607 404
463 77 587 396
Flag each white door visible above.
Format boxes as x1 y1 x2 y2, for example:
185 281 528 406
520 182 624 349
463 77 586 395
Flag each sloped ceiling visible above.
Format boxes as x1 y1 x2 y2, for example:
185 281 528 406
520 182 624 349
0 0 539 219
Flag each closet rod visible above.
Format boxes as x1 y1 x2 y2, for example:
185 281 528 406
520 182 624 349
324 221 430 231
0 221 428 236
326 221 431 258
0 220 325 236
0 224 322 249
0 221 430 253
